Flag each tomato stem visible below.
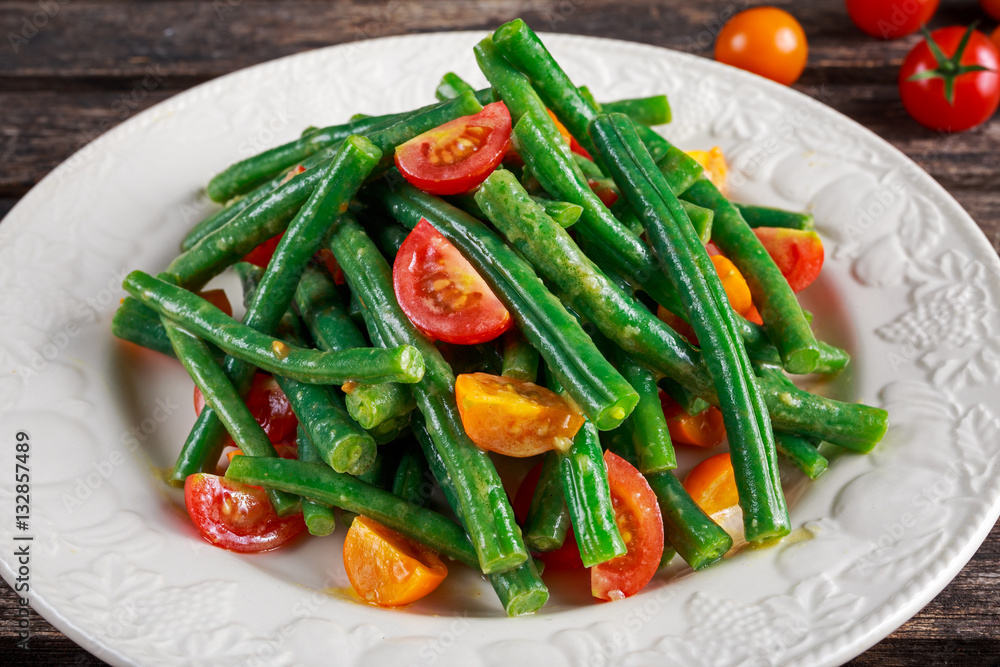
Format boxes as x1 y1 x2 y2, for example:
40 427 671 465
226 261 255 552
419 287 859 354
909 23 995 105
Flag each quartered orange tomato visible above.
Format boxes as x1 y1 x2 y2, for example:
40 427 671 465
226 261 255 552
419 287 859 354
343 516 448 606
455 372 585 457
710 255 753 317
660 392 727 448
393 219 512 344
395 102 512 195
683 452 739 516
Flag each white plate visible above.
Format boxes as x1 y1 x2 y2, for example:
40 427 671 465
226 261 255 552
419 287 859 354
2 31 999 667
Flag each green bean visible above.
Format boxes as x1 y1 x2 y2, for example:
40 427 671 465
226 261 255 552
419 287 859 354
392 443 432 508
169 97 480 290
683 179 821 374
558 420 627 566
604 426 732 570
474 169 711 396
295 426 337 536
734 203 815 231
654 143 706 195
345 382 417 430
413 419 548 616
573 153 605 180
492 19 605 162
614 348 676 473
501 329 540 382
436 72 477 100
327 215 527 573
111 295 179 358
226 456 479 567
163 320 298 515
371 180 638 430
169 135 382 484
205 100 443 202
474 37 583 176
601 94 672 126
448 191 582 228
365 412 411 445
357 211 410 259
659 377 710 416
523 452 570 552
124 271 424 385
756 364 887 452
512 112 680 316
774 432 828 480
577 85 600 111
591 112 788 543
292 265 367 353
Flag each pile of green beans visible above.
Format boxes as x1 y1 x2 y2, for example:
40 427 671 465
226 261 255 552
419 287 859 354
114 18 890 618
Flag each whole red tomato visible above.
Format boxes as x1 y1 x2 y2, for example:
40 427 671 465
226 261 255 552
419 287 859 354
981 0 1000 21
845 0 939 40
899 26 1000 132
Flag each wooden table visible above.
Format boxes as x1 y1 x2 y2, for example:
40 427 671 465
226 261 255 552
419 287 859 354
2 0 999 663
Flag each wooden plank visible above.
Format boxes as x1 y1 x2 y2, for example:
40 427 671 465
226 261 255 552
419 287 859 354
0 0 982 80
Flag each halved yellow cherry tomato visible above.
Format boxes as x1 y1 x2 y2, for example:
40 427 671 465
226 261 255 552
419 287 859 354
343 515 447 607
455 372 585 457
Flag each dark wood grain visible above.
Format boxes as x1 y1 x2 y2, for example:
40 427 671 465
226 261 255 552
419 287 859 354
2 0 999 664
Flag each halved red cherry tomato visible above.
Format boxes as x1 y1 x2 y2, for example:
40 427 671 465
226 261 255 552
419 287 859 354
393 219 512 344
846 0 939 40
194 372 298 447
591 451 664 600
511 461 584 570
198 289 233 317
983 0 1000 21
184 473 305 552
244 232 283 268
661 392 727 448
753 226 824 293
394 102 512 195
455 372 585 457
899 25 1000 133
683 452 739 516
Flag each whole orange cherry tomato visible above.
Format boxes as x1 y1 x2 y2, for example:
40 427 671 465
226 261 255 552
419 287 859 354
715 7 808 86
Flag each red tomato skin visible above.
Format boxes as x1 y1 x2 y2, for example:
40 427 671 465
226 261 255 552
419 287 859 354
511 462 584 570
244 232 283 268
899 27 1000 132
394 102 512 195
591 451 664 601
194 372 298 446
753 227 824 293
393 219 512 345
986 0 1000 22
184 473 305 553
845 0 939 40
